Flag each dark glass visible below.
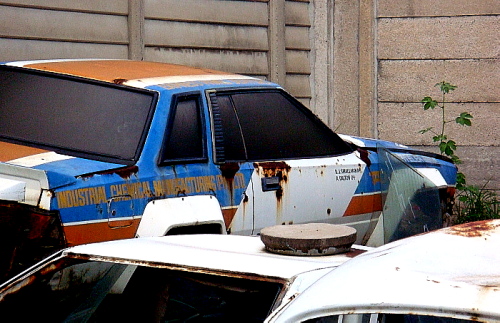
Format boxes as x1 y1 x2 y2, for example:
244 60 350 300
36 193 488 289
161 96 205 162
211 90 351 162
0 67 156 163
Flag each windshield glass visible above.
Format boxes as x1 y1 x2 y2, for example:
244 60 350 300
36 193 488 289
0 66 157 164
0 259 282 322
377 146 442 243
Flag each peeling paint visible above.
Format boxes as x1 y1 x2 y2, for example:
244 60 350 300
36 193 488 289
81 165 140 180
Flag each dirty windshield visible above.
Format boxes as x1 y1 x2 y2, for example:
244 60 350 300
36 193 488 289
0 259 282 322
0 66 157 164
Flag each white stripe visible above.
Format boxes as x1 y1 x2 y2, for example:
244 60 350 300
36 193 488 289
4 58 114 67
9 152 75 167
124 74 257 88
353 191 381 197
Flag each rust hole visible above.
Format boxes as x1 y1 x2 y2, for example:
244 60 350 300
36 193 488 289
113 78 128 85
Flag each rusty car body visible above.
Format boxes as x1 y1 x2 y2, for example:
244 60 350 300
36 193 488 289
0 59 457 278
0 220 498 322
267 220 500 323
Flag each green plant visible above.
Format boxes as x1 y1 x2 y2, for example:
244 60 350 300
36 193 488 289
420 82 473 162
455 184 499 224
420 81 472 189
420 82 499 224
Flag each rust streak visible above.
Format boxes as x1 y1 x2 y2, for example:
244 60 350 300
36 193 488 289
219 162 241 206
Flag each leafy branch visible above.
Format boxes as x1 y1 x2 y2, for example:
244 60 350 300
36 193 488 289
420 81 498 224
419 82 472 188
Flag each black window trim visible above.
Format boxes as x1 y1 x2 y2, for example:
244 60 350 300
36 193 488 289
0 65 158 166
158 91 208 166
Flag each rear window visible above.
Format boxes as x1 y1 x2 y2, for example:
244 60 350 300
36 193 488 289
209 89 351 162
0 66 157 164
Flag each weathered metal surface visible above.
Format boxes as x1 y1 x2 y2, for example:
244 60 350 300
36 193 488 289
250 155 369 241
23 60 235 83
446 220 500 238
62 234 368 282
268 219 500 322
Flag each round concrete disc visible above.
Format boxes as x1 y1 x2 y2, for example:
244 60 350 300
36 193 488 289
260 223 357 256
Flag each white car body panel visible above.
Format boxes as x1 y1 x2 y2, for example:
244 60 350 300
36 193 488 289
136 195 226 237
64 234 367 281
0 162 50 208
1 221 499 322
267 220 500 322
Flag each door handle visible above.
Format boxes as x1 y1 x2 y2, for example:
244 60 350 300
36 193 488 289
261 176 281 191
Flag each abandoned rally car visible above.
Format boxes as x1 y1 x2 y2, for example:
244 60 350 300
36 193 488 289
0 59 457 278
0 221 498 322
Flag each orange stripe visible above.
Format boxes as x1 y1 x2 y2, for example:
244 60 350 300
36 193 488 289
0 141 48 162
343 194 383 216
222 208 238 230
63 219 140 246
25 60 234 84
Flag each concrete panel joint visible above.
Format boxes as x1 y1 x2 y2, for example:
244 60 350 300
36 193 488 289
269 0 286 85
128 0 145 61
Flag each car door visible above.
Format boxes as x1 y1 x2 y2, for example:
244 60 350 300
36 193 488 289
207 89 368 236
150 92 253 234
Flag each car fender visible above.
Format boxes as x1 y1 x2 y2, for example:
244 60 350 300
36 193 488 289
135 194 226 237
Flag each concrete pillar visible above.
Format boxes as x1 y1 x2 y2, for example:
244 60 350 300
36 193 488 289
310 0 335 127
128 0 145 60
269 0 286 86
359 0 377 138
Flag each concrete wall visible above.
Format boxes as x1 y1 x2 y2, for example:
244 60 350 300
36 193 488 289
376 0 500 189
0 0 498 188
0 0 313 105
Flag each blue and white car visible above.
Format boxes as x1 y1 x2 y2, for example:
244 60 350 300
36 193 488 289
0 59 457 278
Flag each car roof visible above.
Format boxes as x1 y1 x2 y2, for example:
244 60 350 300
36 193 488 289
2 59 269 89
268 220 500 322
63 234 367 282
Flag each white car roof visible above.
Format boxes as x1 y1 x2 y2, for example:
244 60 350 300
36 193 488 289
268 220 500 322
64 234 368 281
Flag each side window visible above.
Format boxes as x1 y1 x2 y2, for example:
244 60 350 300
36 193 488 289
160 94 206 164
212 94 247 161
209 89 351 163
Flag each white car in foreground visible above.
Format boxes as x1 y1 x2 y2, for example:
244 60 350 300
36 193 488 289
0 220 498 322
